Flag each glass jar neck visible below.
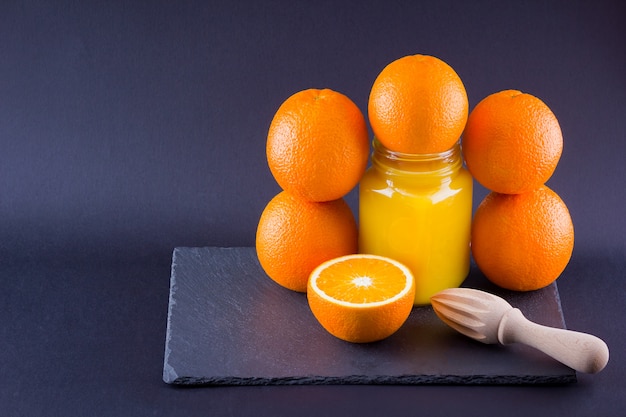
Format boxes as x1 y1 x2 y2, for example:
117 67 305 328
371 137 463 178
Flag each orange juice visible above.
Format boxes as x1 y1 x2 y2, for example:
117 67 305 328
359 139 473 305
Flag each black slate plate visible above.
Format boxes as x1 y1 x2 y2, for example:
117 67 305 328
163 247 576 385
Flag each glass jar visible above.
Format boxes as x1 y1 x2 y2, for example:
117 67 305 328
359 138 473 305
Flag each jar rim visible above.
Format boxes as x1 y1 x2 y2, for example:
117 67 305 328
372 137 461 162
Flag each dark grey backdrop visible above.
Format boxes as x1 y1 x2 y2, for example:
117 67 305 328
1 1 624 416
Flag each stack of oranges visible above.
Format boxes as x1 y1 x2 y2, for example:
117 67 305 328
256 88 370 293
463 90 575 291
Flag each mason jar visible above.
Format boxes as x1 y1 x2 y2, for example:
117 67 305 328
359 138 473 305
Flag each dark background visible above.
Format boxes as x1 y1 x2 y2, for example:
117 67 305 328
1 0 624 415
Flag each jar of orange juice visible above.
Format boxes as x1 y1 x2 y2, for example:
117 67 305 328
359 138 473 305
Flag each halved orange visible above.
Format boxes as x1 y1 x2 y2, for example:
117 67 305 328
307 254 415 343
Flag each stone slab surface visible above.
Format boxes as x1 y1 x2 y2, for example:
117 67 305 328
163 247 576 385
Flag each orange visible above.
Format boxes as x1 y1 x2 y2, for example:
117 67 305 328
368 54 468 154
462 90 563 194
471 185 574 291
266 88 370 202
256 191 358 292
307 254 415 343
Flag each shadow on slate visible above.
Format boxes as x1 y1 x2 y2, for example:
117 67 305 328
162 247 576 386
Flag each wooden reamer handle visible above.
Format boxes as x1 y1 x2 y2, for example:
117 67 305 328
497 308 609 374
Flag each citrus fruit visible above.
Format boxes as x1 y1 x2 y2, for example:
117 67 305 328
266 88 370 202
307 254 415 343
368 54 468 154
462 89 563 194
256 191 358 292
471 185 574 291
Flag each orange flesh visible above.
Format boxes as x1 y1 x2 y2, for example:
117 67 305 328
314 258 408 304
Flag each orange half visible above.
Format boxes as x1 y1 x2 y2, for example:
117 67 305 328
307 254 415 343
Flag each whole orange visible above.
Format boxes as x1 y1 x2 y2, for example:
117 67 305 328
266 89 369 202
471 185 574 291
368 54 468 154
462 90 563 194
256 191 358 292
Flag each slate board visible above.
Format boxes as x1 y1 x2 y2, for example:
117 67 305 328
163 247 576 385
